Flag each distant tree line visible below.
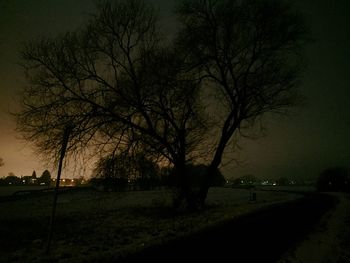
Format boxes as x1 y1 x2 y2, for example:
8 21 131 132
230 167 350 193
316 167 350 192
231 174 309 187
0 170 51 186
90 152 226 191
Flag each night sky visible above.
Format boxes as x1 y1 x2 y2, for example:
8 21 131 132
0 0 349 180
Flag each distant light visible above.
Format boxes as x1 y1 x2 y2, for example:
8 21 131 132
22 180 25 183
71 179 74 182
62 179 65 182
273 182 276 186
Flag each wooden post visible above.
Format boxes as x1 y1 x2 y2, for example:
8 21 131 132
46 125 72 255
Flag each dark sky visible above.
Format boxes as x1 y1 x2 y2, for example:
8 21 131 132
0 0 349 179
233 0 350 180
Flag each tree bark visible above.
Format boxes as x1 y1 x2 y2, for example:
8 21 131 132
198 131 231 207
172 157 199 210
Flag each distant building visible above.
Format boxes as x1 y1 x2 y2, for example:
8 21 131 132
51 177 86 187
21 175 37 185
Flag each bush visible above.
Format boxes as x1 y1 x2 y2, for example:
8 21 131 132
316 167 350 192
90 177 128 192
186 164 226 188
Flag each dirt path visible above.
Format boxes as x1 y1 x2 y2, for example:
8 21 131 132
120 193 336 262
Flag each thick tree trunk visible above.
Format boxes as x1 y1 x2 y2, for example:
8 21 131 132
197 164 218 208
171 132 200 210
172 152 198 210
198 132 230 207
173 166 204 211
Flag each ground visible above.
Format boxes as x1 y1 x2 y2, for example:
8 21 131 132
1 186 348 262
0 186 302 262
278 192 350 263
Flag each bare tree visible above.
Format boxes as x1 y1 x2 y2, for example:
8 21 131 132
16 0 204 208
93 152 133 180
176 0 308 205
16 0 307 209
93 150 160 190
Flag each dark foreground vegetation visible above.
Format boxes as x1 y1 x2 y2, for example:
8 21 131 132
122 193 336 263
0 187 338 262
0 187 308 262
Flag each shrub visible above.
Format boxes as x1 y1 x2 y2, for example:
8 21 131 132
316 167 349 192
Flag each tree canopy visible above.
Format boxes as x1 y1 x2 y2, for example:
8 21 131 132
177 0 307 203
16 0 307 208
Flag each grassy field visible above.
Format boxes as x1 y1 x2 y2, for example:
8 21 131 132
0 186 51 196
0 187 303 262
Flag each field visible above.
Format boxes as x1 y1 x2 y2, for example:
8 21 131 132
0 187 303 262
0 186 51 196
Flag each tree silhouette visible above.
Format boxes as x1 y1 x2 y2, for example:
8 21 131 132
39 170 51 186
16 0 307 209
93 151 160 190
316 167 349 192
177 0 308 205
0 158 4 167
16 0 204 208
